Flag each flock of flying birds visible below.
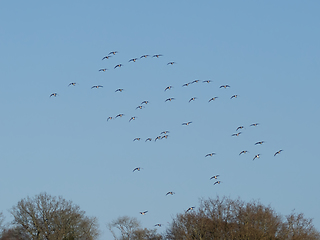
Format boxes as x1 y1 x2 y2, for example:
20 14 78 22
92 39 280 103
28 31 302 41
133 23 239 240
49 50 283 228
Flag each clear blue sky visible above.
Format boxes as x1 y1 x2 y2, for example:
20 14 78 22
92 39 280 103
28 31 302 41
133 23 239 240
1 1 320 239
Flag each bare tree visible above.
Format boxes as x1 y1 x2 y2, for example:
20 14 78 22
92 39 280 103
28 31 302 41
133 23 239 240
108 216 162 240
166 196 320 240
10 192 99 240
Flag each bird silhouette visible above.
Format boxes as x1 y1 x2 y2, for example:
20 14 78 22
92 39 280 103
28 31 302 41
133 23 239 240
191 80 200 84
161 131 170 135
91 85 103 89
133 138 141 141
239 150 248 155
182 122 192 126
166 192 175 196
154 224 162 227
115 114 124 118
253 154 260 160
189 97 197 102
236 126 244 131
186 207 195 212
203 80 212 83
255 141 264 145
136 105 144 110
230 95 238 99
133 167 142 172
115 88 124 92
129 58 138 62
107 117 113 121
220 85 230 88
102 55 112 60
165 98 175 102
210 175 219 180
109 51 118 55
145 138 152 142
68 82 77 86
153 54 163 58
99 68 107 72
208 97 218 102
274 150 283 156
214 181 221 185
140 55 149 58
205 153 216 157
140 211 148 215
114 64 123 69
129 116 136 122
232 132 242 137
250 123 259 127
167 62 176 65
164 86 173 91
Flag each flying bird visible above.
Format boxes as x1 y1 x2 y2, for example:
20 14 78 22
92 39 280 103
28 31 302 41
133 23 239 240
214 181 221 185
274 150 283 156
255 141 264 145
91 85 103 89
164 86 173 91
182 83 190 87
253 154 260 160
136 105 144 110
189 97 197 102
155 136 161 142
166 192 175 196
140 211 148 215
232 132 242 137
250 123 259 127
205 153 216 157
129 58 138 62
203 80 212 83
102 55 112 60
109 51 118 55
210 175 219 180
141 100 149 105
49 93 58 97
99 68 107 72
182 122 192 126
107 117 113 121
154 224 162 227
129 116 136 122
239 150 248 155
208 97 218 102
115 114 124 118
68 82 77 86
236 126 244 131
153 54 163 58
161 131 170 135
133 138 141 141
140 55 149 58
133 167 142 172
230 95 238 99
191 80 200 84
145 138 152 142
115 88 124 92
114 64 123 69
220 85 230 88
186 207 195 212
167 62 176 65
165 98 175 102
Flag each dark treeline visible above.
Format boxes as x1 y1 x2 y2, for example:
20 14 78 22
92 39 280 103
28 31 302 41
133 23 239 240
1 194 319 240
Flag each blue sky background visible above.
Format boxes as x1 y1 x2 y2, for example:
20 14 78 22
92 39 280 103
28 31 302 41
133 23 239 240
1 1 320 239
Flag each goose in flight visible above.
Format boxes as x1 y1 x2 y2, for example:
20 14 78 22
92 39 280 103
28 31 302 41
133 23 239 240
214 181 221 185
50 93 58 97
182 83 190 87
145 138 152 142
205 153 216 157
166 192 175 196
115 113 124 118
154 224 162 227
129 58 138 62
210 175 219 180
141 100 149 105
91 85 103 89
191 80 200 84
230 95 238 99
255 141 264 145
133 138 141 141
133 167 142 172
236 126 244 131
102 55 112 60
182 121 192 126
68 82 77 86
186 207 195 212
239 150 248 155
99 68 107 72
250 123 259 127
140 211 148 215
203 80 212 83
153 54 163 58
109 51 118 55
208 97 218 102
161 131 170 135
232 132 242 137
115 88 124 92
253 154 260 160
140 55 149 58
155 136 161 142
220 85 230 88
167 62 176 65
129 116 136 122
114 64 123 69
274 150 283 156
161 135 169 139
165 98 175 102
189 97 197 102
136 105 144 110
164 86 173 91
107 117 113 121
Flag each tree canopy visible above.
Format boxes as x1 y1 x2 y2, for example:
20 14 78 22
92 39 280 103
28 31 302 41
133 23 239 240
9 192 99 240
